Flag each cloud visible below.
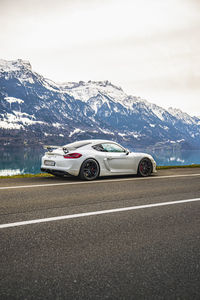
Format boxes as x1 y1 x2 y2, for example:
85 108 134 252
0 0 200 115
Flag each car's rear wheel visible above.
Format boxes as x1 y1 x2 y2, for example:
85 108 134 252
79 159 100 181
137 158 152 177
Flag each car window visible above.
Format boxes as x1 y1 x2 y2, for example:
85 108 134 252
101 143 125 153
92 144 106 152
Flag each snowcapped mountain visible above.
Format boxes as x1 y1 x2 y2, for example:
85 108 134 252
0 59 200 149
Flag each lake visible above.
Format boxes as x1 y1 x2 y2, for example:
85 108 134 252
0 145 200 176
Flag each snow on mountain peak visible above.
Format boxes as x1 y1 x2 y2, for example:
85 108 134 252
0 59 32 72
61 80 132 107
168 107 195 124
0 59 34 84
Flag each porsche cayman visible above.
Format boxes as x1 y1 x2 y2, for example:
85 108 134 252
41 139 156 180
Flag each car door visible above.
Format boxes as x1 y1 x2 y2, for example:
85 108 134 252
101 143 134 173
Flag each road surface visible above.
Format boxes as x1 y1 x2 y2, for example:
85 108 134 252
0 168 200 299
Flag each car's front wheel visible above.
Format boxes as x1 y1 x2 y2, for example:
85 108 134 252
79 159 100 181
137 158 152 177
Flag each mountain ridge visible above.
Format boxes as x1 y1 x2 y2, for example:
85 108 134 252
0 59 200 150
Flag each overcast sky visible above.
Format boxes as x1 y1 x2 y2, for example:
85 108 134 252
1 0 200 116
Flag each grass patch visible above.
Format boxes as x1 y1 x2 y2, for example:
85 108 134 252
157 164 200 170
0 173 52 179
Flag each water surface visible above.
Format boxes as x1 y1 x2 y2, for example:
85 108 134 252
0 145 200 176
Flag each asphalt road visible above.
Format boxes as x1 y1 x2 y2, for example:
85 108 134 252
0 168 200 299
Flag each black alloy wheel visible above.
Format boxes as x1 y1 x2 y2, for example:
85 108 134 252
79 159 100 181
138 158 152 177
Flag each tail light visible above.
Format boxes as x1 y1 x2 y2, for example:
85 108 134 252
63 153 82 159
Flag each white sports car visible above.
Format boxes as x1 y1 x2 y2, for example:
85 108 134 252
41 139 156 180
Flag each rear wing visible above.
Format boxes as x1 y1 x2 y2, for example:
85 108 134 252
43 145 69 153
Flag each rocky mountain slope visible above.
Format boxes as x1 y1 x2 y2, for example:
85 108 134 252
0 59 200 149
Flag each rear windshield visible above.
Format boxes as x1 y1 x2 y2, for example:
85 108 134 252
63 141 91 150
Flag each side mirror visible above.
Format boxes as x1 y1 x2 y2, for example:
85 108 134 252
125 149 129 155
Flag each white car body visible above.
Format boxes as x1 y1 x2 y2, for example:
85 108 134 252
41 139 156 179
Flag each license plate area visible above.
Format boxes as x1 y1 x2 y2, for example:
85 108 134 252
44 160 55 166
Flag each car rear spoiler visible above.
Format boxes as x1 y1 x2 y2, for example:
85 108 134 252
43 145 69 153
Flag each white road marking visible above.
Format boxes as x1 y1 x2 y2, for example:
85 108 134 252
0 173 200 190
0 198 200 229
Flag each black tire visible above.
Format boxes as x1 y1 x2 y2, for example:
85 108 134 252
137 158 152 177
79 158 100 181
